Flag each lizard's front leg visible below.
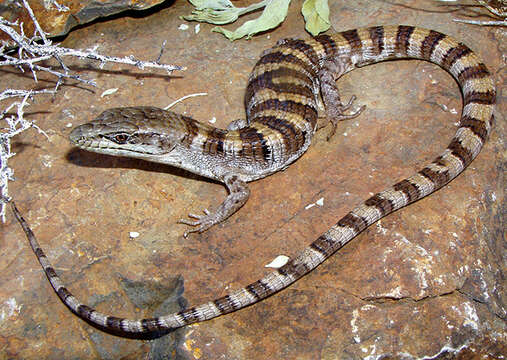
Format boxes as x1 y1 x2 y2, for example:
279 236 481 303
179 173 250 237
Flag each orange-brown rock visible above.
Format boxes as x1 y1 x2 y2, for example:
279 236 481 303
0 0 166 44
2 0 505 358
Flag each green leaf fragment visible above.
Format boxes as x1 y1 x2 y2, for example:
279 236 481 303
212 0 291 40
181 0 240 25
301 0 330 36
181 0 269 25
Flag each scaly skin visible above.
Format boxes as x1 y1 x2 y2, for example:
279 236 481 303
12 25 495 337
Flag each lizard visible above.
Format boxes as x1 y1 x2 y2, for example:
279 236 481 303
11 25 495 337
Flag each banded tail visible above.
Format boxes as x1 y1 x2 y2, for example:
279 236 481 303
13 25 494 337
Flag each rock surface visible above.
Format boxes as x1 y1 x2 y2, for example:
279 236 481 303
0 0 166 44
2 0 505 358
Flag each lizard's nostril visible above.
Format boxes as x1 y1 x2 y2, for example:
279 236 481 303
69 126 83 145
69 123 95 146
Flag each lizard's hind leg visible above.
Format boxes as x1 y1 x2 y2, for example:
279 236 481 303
318 58 366 140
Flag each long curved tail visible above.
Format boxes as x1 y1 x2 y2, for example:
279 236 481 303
12 25 495 337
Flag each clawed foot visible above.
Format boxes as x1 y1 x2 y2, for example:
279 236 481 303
178 209 219 238
322 95 366 140
178 174 250 238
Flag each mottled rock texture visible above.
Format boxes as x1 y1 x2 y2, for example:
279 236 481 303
0 0 166 44
2 0 505 359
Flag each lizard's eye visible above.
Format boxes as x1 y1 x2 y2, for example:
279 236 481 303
106 133 130 144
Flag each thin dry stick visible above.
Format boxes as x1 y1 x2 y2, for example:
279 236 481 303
437 0 507 26
0 0 184 220
164 93 208 110
453 18 506 24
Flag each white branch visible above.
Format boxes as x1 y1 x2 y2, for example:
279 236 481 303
453 19 507 25
164 93 208 110
22 0 50 44
0 0 184 220
48 1 70 12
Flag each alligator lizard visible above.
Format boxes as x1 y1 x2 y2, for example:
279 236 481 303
12 25 495 337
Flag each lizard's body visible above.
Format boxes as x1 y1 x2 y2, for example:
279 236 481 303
12 25 495 337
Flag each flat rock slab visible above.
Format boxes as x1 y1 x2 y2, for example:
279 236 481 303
2 0 505 359
0 0 165 44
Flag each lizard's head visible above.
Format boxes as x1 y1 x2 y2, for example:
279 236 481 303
69 106 191 160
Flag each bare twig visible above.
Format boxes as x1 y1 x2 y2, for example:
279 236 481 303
0 0 184 221
476 0 507 18
436 0 506 26
22 0 50 44
453 18 507 24
48 1 70 12
164 93 208 110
